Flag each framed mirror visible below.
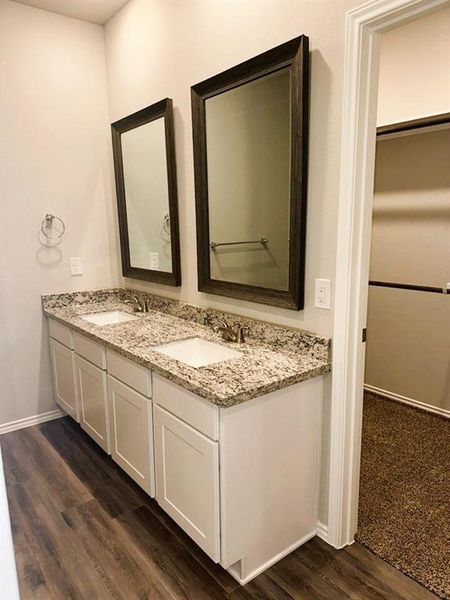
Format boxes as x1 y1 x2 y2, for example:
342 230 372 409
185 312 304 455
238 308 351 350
191 37 309 310
111 98 181 286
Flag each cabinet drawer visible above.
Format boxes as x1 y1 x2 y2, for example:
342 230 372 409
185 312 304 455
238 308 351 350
153 374 219 440
154 405 220 561
108 376 155 496
107 350 152 398
48 319 73 349
74 332 106 369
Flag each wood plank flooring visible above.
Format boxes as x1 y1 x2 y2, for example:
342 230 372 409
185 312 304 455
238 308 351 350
1 417 437 600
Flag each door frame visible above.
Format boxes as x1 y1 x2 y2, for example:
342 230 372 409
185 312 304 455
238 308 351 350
328 0 448 548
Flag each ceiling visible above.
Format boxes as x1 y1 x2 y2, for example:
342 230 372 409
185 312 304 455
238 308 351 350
12 0 129 24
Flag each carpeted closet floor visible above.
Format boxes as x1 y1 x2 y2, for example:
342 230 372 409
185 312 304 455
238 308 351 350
356 392 450 599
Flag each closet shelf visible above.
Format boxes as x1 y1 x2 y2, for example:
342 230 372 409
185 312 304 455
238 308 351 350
376 111 450 139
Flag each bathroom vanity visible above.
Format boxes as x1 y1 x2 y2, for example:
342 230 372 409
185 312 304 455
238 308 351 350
43 288 330 585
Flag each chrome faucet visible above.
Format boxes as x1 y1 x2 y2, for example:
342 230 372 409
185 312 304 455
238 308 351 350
204 315 249 344
124 295 149 313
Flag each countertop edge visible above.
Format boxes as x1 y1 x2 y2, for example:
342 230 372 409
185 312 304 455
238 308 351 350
43 309 330 408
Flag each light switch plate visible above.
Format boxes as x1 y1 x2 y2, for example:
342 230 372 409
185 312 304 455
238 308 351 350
70 257 83 276
315 278 331 309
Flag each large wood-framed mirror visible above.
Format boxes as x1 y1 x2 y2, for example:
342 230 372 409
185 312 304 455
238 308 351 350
111 98 181 286
191 37 309 310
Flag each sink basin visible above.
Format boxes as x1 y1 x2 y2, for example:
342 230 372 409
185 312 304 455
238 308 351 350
152 337 242 368
80 310 139 326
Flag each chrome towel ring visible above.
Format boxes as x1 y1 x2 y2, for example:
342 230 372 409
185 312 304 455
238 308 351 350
41 214 65 241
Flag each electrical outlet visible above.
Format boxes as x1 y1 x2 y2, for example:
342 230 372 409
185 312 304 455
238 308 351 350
149 252 159 270
70 257 83 276
314 278 331 309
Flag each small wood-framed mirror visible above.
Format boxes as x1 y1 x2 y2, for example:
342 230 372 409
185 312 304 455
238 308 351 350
111 98 181 286
191 37 309 309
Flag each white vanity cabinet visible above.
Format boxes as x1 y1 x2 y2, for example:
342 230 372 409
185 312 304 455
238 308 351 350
154 404 220 560
152 373 322 585
48 320 79 421
73 333 110 453
46 316 323 585
107 350 155 497
49 338 78 421
74 355 109 452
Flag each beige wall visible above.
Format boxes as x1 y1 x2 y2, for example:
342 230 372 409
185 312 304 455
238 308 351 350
104 0 362 525
0 0 119 425
366 10 450 412
377 6 450 126
366 131 450 411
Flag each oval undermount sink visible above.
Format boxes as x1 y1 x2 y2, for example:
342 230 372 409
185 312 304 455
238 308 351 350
80 310 140 326
152 337 242 368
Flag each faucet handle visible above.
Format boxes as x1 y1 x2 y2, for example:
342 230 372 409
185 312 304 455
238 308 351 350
235 323 249 344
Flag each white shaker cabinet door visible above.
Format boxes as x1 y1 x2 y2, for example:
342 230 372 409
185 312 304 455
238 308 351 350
154 405 220 562
108 376 155 496
50 338 78 421
75 355 110 453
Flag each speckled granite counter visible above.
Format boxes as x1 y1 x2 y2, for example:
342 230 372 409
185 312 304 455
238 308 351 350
42 288 331 408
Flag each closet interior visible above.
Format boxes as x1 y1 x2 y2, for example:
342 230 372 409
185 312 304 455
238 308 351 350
357 112 450 598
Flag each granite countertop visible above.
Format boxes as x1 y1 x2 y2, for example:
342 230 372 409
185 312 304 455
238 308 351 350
42 289 331 408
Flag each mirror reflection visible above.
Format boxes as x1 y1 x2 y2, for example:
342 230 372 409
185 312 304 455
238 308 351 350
121 118 172 272
111 98 181 286
205 68 291 290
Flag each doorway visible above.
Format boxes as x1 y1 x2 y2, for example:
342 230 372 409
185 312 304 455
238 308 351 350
329 0 449 558
356 15 450 593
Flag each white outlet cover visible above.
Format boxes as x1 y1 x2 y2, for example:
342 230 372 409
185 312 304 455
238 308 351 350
314 278 331 309
149 252 159 270
70 257 83 276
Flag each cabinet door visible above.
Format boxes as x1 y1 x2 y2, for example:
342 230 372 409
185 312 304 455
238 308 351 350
75 355 109 453
108 376 155 496
154 405 220 562
50 338 79 421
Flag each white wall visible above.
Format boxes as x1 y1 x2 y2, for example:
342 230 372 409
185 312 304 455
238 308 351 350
377 6 450 126
104 0 362 526
104 0 362 337
0 0 119 426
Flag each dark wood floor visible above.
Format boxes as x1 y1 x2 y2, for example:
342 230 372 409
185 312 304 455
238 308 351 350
1 417 437 600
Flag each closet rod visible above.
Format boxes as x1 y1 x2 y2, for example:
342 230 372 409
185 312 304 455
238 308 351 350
369 281 448 295
376 111 450 137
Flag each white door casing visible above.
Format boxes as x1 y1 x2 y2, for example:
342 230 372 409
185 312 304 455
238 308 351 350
330 0 448 548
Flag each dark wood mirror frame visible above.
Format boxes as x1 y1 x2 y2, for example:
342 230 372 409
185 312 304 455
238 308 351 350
191 36 309 310
111 98 181 286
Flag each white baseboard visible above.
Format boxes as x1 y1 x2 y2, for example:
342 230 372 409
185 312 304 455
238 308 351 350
316 521 329 543
0 408 63 435
364 384 449 419
227 529 317 585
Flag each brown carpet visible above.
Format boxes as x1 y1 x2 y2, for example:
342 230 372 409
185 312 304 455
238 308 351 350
356 392 450 599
